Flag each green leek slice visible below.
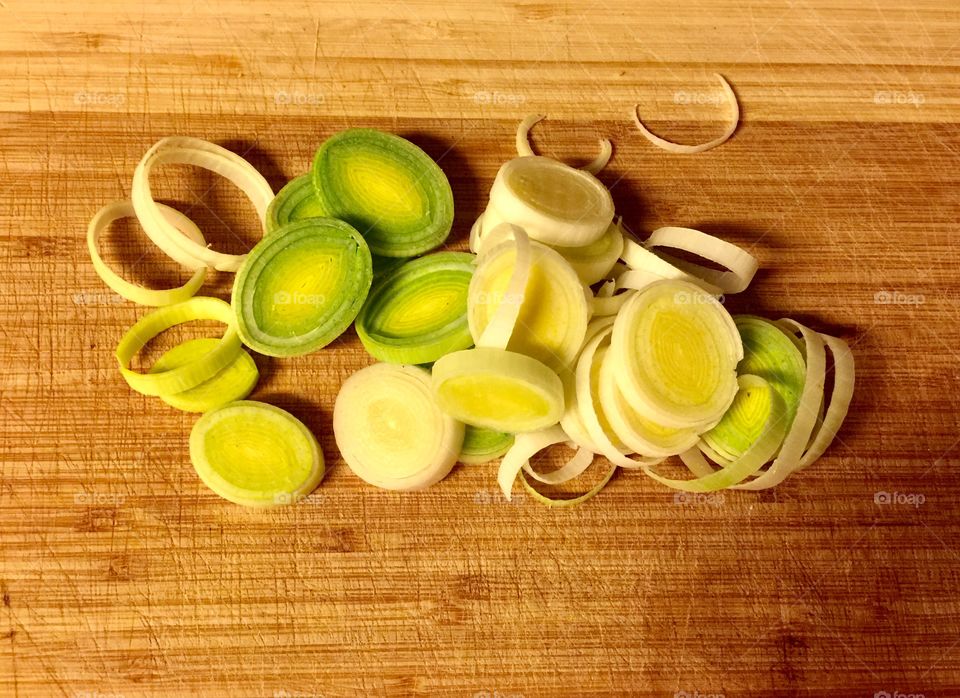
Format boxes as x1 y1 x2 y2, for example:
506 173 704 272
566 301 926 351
610 279 742 429
87 200 207 306
334 364 463 491
468 238 588 374
189 400 324 507
232 218 373 357
266 174 325 232
311 128 454 258
432 347 564 433
481 156 614 247
149 338 258 412
459 426 515 465
116 296 241 396
356 252 476 364
701 315 806 460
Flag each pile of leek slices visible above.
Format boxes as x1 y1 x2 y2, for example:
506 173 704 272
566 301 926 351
88 119 853 509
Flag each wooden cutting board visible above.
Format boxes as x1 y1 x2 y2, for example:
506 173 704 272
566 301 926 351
2 1 959 695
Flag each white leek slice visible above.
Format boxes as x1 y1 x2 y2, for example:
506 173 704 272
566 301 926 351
87 200 207 306
469 237 588 374
334 364 463 491
356 251 476 364
497 425 592 499
632 73 739 154
232 218 373 357
190 400 324 507
459 426 515 465
115 296 241 397
645 375 788 491
519 463 617 508
620 236 723 295
311 129 454 257
515 114 613 175
474 228 533 350
432 347 564 433
482 156 614 247
644 226 758 294
131 136 274 271
796 333 855 468
610 280 742 429
552 220 625 286
266 173 325 232
149 337 258 413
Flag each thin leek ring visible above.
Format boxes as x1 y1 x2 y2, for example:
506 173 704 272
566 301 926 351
115 296 241 396
473 228 533 350
149 338 259 413
87 200 207 306
516 114 613 175
131 137 274 272
644 226 758 294
497 424 596 500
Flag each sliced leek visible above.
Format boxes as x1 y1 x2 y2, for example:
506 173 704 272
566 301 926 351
497 425 592 499
87 200 207 306
468 237 588 374
516 114 613 175
632 73 739 154
644 226 758 294
266 174 325 232
356 252 475 364
131 136 274 272
232 218 373 357
149 338 258 413
189 400 324 507
334 364 463 491
481 156 614 247
432 348 564 433
553 219 625 286
311 129 454 258
610 280 742 429
460 426 515 465
115 296 241 397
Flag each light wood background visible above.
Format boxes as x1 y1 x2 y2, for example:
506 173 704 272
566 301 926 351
2 1 960 696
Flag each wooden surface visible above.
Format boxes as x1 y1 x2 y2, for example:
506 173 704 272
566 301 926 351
2 1 960 695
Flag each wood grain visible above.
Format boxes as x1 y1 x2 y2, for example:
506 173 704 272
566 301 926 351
2 1 960 696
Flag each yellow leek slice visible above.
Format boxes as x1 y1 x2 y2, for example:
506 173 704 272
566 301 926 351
87 200 206 306
515 114 613 175
311 129 454 258
149 338 258 413
432 347 564 433
115 296 241 396
266 174 325 232
468 237 588 374
481 156 614 247
232 218 373 357
334 364 463 491
610 280 742 429
356 252 476 364
632 73 739 154
459 426 515 465
131 137 274 271
190 400 324 507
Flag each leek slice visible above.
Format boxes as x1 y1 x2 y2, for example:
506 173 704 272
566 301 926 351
115 296 241 396
701 315 806 460
468 237 588 374
644 227 758 294
632 73 739 154
474 227 533 350
356 252 475 364
644 375 788 492
459 426 515 465
610 280 742 429
87 200 207 306
334 364 463 491
311 129 454 258
620 236 724 295
149 338 258 413
497 425 591 499
189 400 324 507
553 220 625 286
432 347 564 433
266 174 325 232
515 114 613 175
131 136 274 272
232 218 373 357
481 156 614 247
519 464 617 508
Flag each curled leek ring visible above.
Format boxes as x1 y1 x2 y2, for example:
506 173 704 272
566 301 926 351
515 114 613 175
334 364 464 491
115 296 241 397
149 338 259 413
497 425 594 500
644 226 758 294
190 400 324 507
87 200 206 306
131 137 274 272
